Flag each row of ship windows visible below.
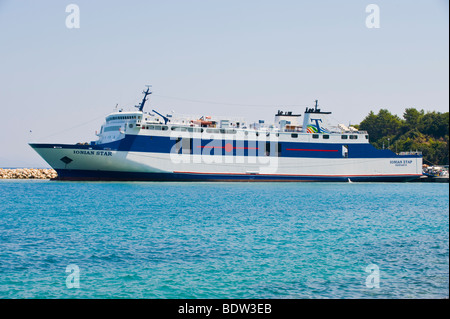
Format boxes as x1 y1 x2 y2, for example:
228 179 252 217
103 126 121 132
301 134 368 140
140 125 368 139
174 138 282 156
141 125 235 134
142 125 273 135
107 115 141 121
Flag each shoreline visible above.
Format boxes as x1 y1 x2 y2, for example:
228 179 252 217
0 168 57 179
0 168 448 182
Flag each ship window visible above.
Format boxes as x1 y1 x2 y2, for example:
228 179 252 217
104 126 121 132
349 135 358 139
312 134 319 139
172 126 187 132
365 135 368 139
341 135 348 139
323 135 330 139
162 126 168 131
291 133 298 138
265 142 270 156
224 129 236 134
187 127 203 133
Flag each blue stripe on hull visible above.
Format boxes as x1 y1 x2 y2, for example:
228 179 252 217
30 137 422 159
54 169 421 182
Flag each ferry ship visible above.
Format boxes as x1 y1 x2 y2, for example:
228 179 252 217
30 87 423 182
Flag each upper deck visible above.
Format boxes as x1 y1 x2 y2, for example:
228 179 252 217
97 110 369 145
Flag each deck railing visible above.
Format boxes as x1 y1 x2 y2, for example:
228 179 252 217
398 151 422 155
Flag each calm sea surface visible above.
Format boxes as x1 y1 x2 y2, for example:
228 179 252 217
0 180 448 299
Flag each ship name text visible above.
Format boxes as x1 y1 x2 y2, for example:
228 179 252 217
73 150 113 156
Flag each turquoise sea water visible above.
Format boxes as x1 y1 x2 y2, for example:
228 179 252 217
0 180 448 299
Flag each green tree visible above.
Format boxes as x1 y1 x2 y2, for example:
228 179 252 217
359 109 403 145
358 107 449 164
403 108 424 132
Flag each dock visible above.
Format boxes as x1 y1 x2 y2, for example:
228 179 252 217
411 175 449 183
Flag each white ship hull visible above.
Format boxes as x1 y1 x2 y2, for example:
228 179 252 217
30 144 423 182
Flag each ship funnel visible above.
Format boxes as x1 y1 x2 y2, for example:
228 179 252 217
302 100 332 133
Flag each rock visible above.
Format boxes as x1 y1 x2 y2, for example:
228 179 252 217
0 168 58 179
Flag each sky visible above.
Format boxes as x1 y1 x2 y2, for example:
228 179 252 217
0 0 448 167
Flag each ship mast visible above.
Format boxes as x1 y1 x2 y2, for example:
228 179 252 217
136 85 152 112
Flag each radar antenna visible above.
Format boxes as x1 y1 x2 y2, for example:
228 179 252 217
314 100 320 112
136 85 152 112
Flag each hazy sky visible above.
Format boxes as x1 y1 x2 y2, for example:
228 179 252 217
0 0 448 167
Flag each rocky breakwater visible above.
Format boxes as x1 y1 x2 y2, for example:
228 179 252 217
0 168 58 179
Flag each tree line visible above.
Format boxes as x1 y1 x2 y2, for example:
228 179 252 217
356 108 449 165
